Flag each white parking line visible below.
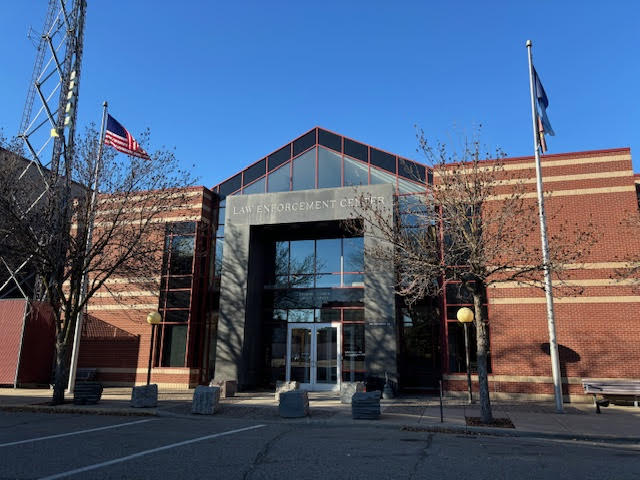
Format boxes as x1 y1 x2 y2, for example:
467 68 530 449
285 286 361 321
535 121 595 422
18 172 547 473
0 419 154 448
39 424 266 480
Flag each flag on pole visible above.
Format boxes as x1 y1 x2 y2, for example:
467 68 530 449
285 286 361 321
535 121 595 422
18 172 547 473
532 66 554 152
104 114 150 159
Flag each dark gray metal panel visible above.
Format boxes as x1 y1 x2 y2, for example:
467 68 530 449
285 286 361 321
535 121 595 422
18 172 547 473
214 223 250 386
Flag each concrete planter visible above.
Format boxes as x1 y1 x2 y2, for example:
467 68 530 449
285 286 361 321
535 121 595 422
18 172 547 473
131 384 158 408
192 385 221 415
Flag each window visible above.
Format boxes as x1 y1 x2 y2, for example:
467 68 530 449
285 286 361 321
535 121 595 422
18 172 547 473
293 129 316 156
344 157 368 186
243 158 266 186
158 222 197 367
318 129 341 152
318 147 342 189
267 163 290 193
272 237 364 289
292 148 316 191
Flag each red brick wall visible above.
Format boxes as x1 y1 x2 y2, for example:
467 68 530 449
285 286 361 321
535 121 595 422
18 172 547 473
0 299 27 385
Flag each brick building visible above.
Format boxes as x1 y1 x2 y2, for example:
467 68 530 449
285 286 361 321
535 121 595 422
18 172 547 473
3 128 638 401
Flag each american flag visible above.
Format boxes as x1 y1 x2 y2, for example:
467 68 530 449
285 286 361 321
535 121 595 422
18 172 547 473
104 114 150 159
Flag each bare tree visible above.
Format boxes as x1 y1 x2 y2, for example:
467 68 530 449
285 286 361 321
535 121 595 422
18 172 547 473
0 125 193 404
345 128 595 423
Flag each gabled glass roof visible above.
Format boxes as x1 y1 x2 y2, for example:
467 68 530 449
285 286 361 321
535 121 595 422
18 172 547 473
213 127 432 199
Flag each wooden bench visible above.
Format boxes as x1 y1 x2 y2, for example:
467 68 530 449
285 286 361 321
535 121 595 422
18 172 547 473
582 379 640 413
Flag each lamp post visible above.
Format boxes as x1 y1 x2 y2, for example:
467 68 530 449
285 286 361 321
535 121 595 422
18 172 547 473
146 311 161 385
456 307 474 404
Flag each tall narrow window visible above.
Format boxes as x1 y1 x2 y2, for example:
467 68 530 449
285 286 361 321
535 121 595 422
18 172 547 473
158 221 196 367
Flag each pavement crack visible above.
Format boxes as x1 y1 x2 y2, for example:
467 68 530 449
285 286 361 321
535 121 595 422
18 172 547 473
242 427 290 480
408 433 433 480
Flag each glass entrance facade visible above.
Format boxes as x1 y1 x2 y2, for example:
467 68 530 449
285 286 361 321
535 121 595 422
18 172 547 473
261 235 365 389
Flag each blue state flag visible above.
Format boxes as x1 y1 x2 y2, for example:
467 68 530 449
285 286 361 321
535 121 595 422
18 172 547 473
533 66 554 137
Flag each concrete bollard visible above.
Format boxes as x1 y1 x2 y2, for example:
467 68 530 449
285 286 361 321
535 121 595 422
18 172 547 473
192 385 221 415
131 384 158 408
279 390 309 418
351 391 381 419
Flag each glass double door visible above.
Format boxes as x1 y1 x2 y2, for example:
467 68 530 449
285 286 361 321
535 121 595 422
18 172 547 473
286 323 340 391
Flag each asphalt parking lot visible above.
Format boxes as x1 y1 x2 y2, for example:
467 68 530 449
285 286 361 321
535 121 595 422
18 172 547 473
1 411 639 479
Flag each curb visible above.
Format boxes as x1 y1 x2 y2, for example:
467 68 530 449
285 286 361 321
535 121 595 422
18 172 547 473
0 404 157 417
398 423 640 444
2 403 639 444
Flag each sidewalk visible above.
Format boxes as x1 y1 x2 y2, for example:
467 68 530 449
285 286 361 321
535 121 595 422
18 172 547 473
1 387 639 443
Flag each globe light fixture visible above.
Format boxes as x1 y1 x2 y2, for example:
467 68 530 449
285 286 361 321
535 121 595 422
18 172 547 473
147 311 162 325
456 307 474 324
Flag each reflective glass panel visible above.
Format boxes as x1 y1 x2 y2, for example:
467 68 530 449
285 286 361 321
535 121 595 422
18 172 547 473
344 157 368 186
370 166 396 186
288 309 315 323
318 129 342 152
315 274 341 288
217 207 225 226
292 148 316 191
293 129 316 156
167 291 191 308
398 176 426 195
170 222 196 235
275 241 289 275
243 176 266 194
169 236 195 275
243 158 266 185
316 238 341 273
273 309 287 322
343 274 364 287
290 240 314 274
161 325 187 367
290 274 314 288
219 174 242 197
318 309 340 322
342 323 365 382
318 147 342 188
163 310 189 323
167 276 192 290
398 158 426 184
267 163 291 192
343 237 364 272
343 309 365 322
316 326 337 384
289 327 311 383
268 144 291 171
344 138 368 162
371 148 396 173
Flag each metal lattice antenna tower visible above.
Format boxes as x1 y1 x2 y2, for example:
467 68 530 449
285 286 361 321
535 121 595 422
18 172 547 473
0 0 86 302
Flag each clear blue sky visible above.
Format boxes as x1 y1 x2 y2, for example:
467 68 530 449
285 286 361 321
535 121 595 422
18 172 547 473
1 1 638 187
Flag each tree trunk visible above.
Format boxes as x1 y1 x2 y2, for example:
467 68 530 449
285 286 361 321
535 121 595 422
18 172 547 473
473 290 493 423
51 338 69 405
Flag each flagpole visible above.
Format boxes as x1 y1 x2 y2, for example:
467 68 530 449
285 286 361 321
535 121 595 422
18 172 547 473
67 101 108 393
526 40 563 413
